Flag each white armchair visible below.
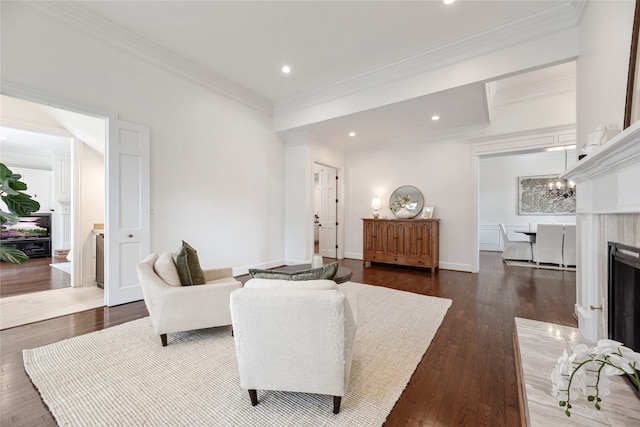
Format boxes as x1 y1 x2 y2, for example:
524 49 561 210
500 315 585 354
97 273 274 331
499 223 532 261
533 224 565 266
230 278 358 414
136 253 242 346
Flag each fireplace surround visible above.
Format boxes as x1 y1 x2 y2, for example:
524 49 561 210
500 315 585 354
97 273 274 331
608 242 640 395
562 121 640 342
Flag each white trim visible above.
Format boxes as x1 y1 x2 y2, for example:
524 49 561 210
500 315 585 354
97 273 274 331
562 120 640 184
470 125 576 157
1 81 117 119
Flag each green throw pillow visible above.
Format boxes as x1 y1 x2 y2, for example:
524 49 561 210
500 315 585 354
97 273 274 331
248 262 339 281
173 241 206 286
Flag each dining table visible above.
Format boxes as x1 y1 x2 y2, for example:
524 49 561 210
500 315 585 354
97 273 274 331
516 231 537 243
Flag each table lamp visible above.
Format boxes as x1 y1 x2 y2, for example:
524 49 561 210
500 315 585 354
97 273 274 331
371 197 381 218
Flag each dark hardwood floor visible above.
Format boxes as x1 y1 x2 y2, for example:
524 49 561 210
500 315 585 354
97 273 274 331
0 257 71 298
0 251 576 426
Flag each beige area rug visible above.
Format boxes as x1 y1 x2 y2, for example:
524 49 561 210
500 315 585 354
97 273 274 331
1 286 104 330
23 282 451 426
505 259 576 272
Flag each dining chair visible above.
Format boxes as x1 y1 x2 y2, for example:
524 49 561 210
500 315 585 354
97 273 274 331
499 223 532 261
563 224 577 267
533 224 564 266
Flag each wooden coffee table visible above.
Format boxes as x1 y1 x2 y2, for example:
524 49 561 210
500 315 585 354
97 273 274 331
273 263 353 284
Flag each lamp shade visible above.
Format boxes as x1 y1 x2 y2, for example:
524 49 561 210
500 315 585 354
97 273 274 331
371 197 381 209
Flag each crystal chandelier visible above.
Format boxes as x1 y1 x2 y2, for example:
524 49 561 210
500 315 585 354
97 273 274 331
548 148 576 198
548 179 575 198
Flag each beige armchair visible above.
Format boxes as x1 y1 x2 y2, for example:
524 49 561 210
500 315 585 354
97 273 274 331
230 278 358 414
136 253 242 346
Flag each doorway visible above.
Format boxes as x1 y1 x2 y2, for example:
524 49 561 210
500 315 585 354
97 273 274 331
313 163 338 258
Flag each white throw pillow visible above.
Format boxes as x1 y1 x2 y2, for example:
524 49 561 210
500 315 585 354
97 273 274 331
154 252 181 286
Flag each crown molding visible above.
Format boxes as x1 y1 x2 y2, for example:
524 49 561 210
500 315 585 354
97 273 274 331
20 1 273 116
470 124 576 156
488 70 576 108
274 1 585 116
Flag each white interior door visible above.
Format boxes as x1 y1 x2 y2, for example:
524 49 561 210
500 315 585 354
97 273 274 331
105 119 150 306
318 166 337 258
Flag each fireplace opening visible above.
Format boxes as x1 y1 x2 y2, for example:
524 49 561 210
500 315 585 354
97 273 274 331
608 242 640 397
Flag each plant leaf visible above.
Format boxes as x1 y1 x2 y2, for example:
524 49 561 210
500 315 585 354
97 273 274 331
0 245 29 264
0 163 12 180
0 210 19 225
2 194 40 216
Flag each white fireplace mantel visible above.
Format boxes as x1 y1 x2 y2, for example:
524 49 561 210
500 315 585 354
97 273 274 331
559 121 640 342
562 120 640 214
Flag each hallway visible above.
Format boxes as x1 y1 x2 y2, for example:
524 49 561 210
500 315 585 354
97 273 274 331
0 257 104 330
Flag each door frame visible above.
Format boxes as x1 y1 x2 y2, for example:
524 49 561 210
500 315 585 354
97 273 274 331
311 159 344 260
1 81 123 305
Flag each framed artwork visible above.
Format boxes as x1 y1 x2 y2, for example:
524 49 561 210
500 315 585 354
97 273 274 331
624 0 640 129
421 206 434 219
518 175 575 215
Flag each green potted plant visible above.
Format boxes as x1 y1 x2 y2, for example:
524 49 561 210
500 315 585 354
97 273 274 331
0 163 41 263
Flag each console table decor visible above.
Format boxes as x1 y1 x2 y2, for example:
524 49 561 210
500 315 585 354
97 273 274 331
363 218 439 271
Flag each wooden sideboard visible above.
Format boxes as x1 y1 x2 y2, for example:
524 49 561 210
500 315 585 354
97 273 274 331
362 218 439 271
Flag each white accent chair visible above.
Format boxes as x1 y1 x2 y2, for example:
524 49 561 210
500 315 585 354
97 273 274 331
499 223 532 261
533 224 565 266
136 253 242 346
563 224 577 267
230 278 358 414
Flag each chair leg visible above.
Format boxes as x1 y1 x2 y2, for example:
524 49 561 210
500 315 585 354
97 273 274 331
248 389 258 406
333 396 341 414
160 334 168 347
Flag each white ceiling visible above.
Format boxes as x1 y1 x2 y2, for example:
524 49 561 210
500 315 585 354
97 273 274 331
1 1 579 152
0 126 71 157
76 0 569 102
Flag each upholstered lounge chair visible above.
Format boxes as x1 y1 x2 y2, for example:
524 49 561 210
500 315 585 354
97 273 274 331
230 278 358 414
136 253 242 346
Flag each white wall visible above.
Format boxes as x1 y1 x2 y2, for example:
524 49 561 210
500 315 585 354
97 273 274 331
1 2 284 274
479 150 576 251
344 137 475 272
284 134 344 264
80 143 104 285
577 1 634 145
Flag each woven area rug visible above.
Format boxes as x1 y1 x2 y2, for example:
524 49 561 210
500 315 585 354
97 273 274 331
23 282 451 426
505 259 576 271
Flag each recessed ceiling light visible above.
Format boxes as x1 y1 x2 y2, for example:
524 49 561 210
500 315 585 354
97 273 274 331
443 0 456 5
281 65 291 74
431 115 440 121
348 132 356 137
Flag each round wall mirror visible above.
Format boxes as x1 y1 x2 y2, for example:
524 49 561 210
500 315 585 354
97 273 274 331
389 185 424 218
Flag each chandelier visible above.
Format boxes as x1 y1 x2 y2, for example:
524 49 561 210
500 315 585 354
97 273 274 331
548 147 576 198
548 179 575 198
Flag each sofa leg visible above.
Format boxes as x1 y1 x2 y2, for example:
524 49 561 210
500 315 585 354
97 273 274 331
333 396 341 414
160 334 167 347
248 389 258 406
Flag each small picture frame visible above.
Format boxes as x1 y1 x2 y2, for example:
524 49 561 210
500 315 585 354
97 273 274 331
422 206 434 219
